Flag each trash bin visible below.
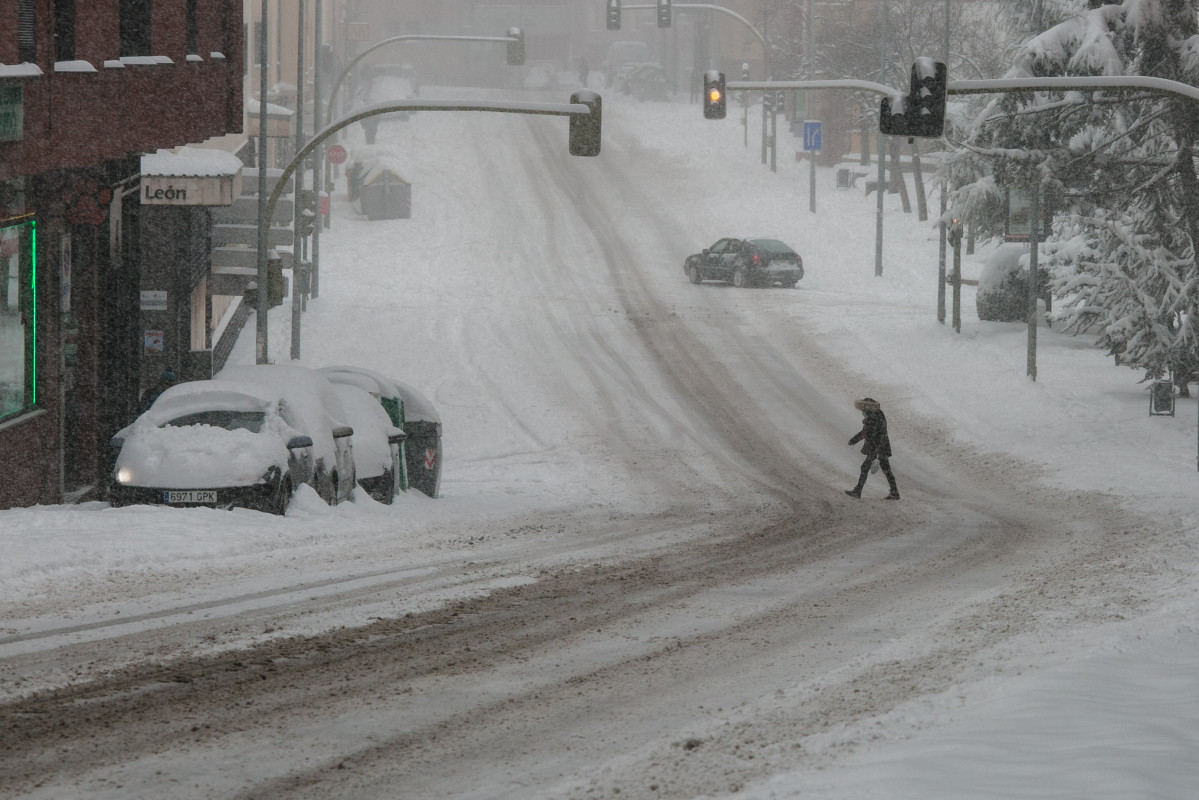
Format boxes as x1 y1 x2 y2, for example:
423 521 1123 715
1150 379 1175 416
317 366 441 498
359 171 411 220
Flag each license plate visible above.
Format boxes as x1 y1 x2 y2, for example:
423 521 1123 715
163 490 218 504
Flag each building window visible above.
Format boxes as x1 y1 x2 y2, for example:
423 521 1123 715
17 0 36 63
0 87 23 142
120 0 152 57
0 217 37 420
54 0 76 62
186 0 198 55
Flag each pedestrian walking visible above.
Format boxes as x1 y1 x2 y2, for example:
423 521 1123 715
845 397 900 499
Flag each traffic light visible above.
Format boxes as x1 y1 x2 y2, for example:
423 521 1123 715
568 90 602 157
606 0 621 30
506 27 525 66
703 71 726 120
879 58 947 138
298 209 316 238
298 189 317 237
657 0 672 28
266 253 285 308
948 217 963 249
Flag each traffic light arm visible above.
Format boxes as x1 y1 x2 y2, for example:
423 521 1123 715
267 99 594 259
326 34 526 127
728 78 897 96
949 74 1199 104
623 4 770 77
718 73 1199 105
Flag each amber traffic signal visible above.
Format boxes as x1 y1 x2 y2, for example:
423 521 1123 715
703 71 726 119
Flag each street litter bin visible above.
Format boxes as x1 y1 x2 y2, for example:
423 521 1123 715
359 171 411 220
318 366 442 498
1150 379 1175 416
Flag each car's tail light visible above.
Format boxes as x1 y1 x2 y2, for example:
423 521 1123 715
752 254 761 265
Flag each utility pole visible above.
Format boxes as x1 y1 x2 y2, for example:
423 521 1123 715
311 0 322 300
874 0 887 277
937 0 950 321
807 0 816 213
255 0 270 364
291 0 306 361
1027 187 1040 381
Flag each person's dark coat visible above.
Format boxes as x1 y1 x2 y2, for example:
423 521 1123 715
848 398 891 458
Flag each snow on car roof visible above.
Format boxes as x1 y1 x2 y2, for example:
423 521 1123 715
319 365 440 424
214 364 351 463
139 381 278 426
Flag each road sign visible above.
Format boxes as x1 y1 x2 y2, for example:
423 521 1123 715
803 120 822 152
327 144 347 165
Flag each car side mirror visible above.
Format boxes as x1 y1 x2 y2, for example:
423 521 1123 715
702 249 709 256
332 426 354 439
387 431 407 445
287 435 314 449
110 436 125 450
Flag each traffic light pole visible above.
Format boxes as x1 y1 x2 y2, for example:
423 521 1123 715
291 0 306 362
255 0 270 364
324 34 524 129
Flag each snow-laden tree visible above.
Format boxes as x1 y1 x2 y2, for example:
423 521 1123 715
948 0 1199 389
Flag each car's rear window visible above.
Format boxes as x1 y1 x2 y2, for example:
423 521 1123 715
749 239 795 255
164 411 266 433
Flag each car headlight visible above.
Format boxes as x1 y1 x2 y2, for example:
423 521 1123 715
116 467 134 484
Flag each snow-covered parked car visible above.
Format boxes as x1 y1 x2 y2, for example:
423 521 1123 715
329 381 406 503
214 364 357 506
319 365 442 499
109 381 317 515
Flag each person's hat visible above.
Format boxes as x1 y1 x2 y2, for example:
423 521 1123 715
854 397 880 412
160 370 177 384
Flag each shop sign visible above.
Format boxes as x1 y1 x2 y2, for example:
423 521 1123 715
140 173 240 206
140 290 168 311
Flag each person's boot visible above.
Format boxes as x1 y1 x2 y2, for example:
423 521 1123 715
846 475 866 499
885 491 900 500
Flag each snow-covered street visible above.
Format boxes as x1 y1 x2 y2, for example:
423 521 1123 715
2 88 1198 799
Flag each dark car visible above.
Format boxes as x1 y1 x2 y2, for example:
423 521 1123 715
109 381 317 515
684 237 804 288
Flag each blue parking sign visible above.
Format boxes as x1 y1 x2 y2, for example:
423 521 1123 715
803 120 822 152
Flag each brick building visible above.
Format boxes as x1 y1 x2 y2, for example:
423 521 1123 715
0 0 243 508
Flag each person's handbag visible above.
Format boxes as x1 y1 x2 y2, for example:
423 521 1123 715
870 458 880 474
